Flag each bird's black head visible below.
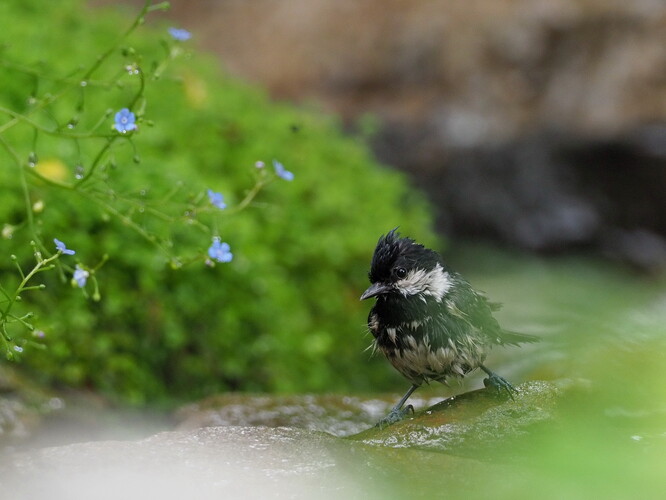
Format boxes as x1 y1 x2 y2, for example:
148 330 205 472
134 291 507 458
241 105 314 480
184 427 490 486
361 229 451 301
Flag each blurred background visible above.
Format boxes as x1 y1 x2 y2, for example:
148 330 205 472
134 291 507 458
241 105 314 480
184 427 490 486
1 2 665 493
151 0 666 268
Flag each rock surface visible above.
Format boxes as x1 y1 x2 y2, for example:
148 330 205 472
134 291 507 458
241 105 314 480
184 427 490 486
1 422 520 499
1 426 363 499
2 374 663 499
0 382 562 499
175 392 419 437
350 381 560 456
0 366 62 446
175 381 561 455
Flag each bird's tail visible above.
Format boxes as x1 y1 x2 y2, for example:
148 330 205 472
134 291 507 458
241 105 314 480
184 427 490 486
498 330 541 346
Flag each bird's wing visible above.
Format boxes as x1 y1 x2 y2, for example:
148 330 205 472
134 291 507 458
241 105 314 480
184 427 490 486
443 275 539 346
494 329 540 346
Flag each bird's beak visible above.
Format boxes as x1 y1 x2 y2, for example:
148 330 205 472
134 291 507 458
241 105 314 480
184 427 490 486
360 282 391 300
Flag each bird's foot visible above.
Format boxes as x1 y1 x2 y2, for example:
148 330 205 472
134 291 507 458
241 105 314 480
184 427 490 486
483 372 516 400
375 404 414 429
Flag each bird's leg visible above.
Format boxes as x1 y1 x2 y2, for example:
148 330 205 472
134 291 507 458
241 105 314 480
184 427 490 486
375 383 419 428
480 364 516 400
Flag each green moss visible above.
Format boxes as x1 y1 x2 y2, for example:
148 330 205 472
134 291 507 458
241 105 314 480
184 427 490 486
0 0 437 404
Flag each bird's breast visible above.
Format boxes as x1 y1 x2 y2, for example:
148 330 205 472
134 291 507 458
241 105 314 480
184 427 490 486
369 307 489 384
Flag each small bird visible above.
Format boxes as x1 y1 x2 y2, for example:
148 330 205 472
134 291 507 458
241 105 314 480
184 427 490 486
361 229 538 426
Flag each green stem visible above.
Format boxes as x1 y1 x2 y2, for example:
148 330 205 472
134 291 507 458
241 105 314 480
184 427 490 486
82 0 154 81
128 67 146 111
6 313 35 331
0 252 60 326
0 60 113 88
224 177 271 215
74 137 115 187
0 106 113 139
77 190 173 257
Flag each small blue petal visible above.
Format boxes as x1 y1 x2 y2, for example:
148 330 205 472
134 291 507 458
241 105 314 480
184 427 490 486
207 189 227 210
272 159 294 181
54 238 76 255
73 265 89 288
113 108 137 133
168 27 192 41
208 237 233 263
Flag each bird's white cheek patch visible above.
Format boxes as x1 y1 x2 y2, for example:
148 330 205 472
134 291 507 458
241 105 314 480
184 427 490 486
396 264 451 301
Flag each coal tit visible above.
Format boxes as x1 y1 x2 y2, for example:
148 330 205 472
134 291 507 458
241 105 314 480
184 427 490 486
361 229 538 426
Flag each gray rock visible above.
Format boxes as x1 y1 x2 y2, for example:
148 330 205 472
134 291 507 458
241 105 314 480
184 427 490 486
349 381 561 456
0 423 523 500
176 393 403 437
0 426 373 500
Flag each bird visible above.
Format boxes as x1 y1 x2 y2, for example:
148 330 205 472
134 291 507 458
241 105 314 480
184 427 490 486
360 229 538 427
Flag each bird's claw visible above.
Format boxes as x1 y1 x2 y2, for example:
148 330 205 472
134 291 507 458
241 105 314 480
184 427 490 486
375 404 414 429
483 373 516 400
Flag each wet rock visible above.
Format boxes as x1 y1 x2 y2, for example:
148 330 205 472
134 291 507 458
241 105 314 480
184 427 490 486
174 382 563 458
349 381 561 457
0 383 567 498
0 420 522 499
0 397 38 441
0 426 359 499
176 393 416 437
0 365 170 449
0 366 62 446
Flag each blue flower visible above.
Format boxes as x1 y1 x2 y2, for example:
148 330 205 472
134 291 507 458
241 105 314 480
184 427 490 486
168 27 192 41
113 108 137 133
273 159 294 181
208 237 233 263
73 265 89 288
54 238 75 255
207 189 227 210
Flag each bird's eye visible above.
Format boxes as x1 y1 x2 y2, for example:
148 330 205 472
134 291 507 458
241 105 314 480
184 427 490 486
394 267 407 279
